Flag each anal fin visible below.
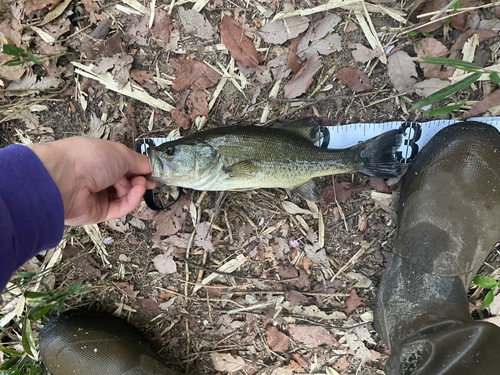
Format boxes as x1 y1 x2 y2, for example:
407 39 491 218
290 180 321 202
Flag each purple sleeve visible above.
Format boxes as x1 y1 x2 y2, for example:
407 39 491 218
0 145 64 293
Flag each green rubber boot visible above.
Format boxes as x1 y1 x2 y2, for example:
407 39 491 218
375 121 500 375
39 310 181 375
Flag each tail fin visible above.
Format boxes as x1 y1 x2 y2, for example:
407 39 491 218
355 129 402 178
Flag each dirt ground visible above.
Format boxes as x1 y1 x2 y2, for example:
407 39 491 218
2 0 500 374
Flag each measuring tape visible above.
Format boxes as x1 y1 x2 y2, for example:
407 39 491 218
135 117 500 164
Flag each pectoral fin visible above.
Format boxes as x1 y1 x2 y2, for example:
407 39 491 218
290 180 321 202
226 160 260 179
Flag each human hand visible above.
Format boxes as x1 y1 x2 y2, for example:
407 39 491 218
29 137 156 226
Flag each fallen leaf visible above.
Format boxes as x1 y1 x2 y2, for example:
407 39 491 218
346 272 372 288
210 353 246 372
6 75 61 94
414 38 449 78
151 9 172 49
413 78 450 97
281 201 313 216
358 215 367 232
345 331 371 363
351 44 382 63
285 290 315 307
115 282 139 298
345 20 358 32
93 53 133 90
303 244 329 266
178 6 214 40
107 218 129 233
371 191 393 208
258 16 309 44
171 108 191 130
86 112 109 139
288 34 303 73
387 50 417 93
153 252 177 274
450 29 497 53
284 360 305 373
368 177 389 193
277 265 299 279
336 67 370 92
345 289 362 314
288 325 337 346
220 15 259 68
284 54 323 98
130 69 155 84
272 237 290 260
333 356 350 372
128 217 145 229
466 89 500 117
194 222 215 252
266 326 290 352
297 13 342 60
186 89 209 119
322 182 363 203
25 0 61 14
152 195 188 246
127 15 149 46
171 58 221 91
40 0 72 26
415 0 448 33
292 353 309 369
451 0 482 30
301 254 313 274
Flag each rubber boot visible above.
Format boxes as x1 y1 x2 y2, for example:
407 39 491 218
39 310 181 375
374 121 500 375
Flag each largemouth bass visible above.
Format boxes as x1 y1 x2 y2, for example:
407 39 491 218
147 117 402 202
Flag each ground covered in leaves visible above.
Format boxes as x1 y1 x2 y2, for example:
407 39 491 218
3 0 500 374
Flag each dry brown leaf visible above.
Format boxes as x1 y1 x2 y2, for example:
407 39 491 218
153 252 177 274
333 356 351 372
451 0 482 30
414 38 449 78
345 289 362 314
40 0 72 26
152 195 188 246
288 33 304 74
151 9 172 50
368 177 389 193
130 69 155 84
345 20 358 32
387 50 417 93
284 360 305 373
336 67 370 92
297 13 342 60
266 326 290 352
322 182 363 203
25 0 61 14
115 282 139 298
210 353 246 372
194 222 215 252
285 290 314 307
466 89 500 117
220 15 259 68
358 214 367 232
284 54 322 98
415 0 448 33
450 29 497 53
413 78 450 97
171 58 221 91
171 108 191 130
127 15 149 46
178 6 214 40
186 89 209 119
351 44 381 63
258 16 309 44
288 325 337 346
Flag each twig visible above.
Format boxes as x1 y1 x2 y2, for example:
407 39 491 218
332 176 348 232
330 238 377 282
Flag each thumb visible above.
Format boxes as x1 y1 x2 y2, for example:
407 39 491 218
105 177 147 220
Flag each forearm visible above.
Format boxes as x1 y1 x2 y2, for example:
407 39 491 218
0 145 64 293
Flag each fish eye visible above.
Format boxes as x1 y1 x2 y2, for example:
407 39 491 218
166 146 175 155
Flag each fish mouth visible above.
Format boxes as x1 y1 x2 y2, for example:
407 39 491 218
146 147 159 177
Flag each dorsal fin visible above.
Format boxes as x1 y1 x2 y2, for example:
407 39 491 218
278 116 330 143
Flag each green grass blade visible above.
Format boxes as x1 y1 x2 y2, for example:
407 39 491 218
412 72 482 110
482 288 496 309
28 52 43 66
2 45 25 57
420 57 483 73
425 102 464 116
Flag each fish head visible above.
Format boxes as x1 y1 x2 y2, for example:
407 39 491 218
147 140 221 188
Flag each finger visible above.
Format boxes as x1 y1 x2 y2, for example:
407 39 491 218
119 146 152 176
114 176 133 198
105 178 147 220
146 180 157 189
